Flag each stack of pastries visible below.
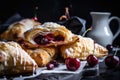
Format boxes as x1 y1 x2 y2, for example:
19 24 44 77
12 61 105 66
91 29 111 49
0 18 108 75
0 18 40 41
0 41 38 75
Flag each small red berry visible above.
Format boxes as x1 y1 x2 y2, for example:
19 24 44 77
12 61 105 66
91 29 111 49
105 54 119 68
65 57 80 71
46 63 54 70
50 60 59 67
87 54 98 67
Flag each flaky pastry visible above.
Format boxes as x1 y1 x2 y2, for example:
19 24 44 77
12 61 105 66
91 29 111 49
60 35 108 60
24 22 74 47
0 18 40 41
0 41 38 75
25 46 58 67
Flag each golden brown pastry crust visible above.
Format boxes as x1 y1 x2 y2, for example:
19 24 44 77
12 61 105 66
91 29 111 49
0 41 38 75
24 22 74 48
25 46 58 67
0 19 40 41
60 35 108 60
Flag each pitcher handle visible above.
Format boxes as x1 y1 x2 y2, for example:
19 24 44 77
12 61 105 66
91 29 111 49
108 16 120 40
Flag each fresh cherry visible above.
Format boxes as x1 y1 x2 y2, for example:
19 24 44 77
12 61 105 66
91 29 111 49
105 54 119 68
106 44 113 52
87 54 98 67
46 63 54 70
65 57 80 71
50 60 59 67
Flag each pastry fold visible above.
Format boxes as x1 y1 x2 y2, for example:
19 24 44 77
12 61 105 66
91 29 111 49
0 18 40 41
25 46 58 67
0 41 38 75
60 35 108 60
24 22 74 48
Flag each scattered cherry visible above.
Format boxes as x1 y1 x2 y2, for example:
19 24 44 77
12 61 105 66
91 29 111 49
50 60 59 67
46 63 54 70
46 60 59 70
105 54 119 68
106 44 113 52
65 57 80 71
87 54 98 67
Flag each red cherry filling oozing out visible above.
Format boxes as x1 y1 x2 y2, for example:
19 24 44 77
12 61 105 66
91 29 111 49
34 33 64 45
34 35 49 45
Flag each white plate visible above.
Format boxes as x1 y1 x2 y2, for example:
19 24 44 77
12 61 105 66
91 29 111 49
0 61 87 80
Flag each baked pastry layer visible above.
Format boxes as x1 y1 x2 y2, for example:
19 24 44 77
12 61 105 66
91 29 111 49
24 22 74 47
25 46 58 67
0 41 38 75
60 35 108 60
0 18 40 41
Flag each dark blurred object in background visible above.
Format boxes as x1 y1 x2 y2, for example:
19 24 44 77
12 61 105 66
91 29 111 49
0 0 120 46
58 16 86 35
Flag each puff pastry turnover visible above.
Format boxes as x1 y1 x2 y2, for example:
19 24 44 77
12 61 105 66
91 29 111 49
24 22 74 47
60 35 108 60
0 18 40 41
25 46 58 67
0 41 38 75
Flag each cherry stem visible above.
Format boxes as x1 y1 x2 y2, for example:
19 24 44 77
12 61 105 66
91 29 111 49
82 27 92 37
114 46 119 56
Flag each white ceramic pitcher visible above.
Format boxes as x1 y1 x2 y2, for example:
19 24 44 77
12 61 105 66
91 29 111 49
87 12 120 47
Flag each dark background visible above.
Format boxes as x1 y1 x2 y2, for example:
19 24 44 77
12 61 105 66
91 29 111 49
0 0 120 45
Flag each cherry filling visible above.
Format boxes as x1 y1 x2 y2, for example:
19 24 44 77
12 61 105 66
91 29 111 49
34 33 64 45
34 35 49 45
45 33 55 41
55 35 64 41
